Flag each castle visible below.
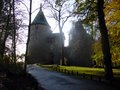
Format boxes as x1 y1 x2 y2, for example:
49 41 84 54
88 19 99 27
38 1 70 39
27 7 62 64
27 7 92 66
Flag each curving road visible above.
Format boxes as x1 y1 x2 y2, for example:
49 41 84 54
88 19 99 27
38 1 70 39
27 65 119 90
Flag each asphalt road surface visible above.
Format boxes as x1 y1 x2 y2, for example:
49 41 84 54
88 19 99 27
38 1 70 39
27 65 119 90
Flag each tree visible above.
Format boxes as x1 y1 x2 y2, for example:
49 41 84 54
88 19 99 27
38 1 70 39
97 0 113 80
74 0 99 40
91 39 104 67
0 0 12 59
0 0 3 14
43 0 73 65
25 0 32 72
104 0 120 67
74 0 113 80
12 0 16 64
79 0 120 68
0 0 25 63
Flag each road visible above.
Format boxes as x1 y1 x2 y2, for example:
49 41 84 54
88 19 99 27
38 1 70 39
27 65 119 90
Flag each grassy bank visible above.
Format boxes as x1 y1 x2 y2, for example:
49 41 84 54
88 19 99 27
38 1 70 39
39 64 120 78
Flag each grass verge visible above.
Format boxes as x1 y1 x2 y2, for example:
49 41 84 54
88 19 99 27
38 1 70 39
39 64 120 79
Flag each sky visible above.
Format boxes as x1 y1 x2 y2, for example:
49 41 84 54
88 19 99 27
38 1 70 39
17 0 74 55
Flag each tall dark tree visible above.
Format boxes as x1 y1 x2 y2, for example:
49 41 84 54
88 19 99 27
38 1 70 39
0 0 26 64
25 0 32 72
0 0 3 13
97 0 113 80
75 0 113 80
0 0 12 59
12 0 16 64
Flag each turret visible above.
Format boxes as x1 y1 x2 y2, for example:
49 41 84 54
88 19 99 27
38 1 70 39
27 5 52 64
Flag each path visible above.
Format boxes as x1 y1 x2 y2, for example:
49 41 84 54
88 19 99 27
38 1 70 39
27 65 119 90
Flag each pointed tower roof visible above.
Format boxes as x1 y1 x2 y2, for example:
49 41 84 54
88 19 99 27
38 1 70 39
31 5 49 26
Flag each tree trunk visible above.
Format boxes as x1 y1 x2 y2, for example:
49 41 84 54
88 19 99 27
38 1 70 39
58 10 64 65
24 0 32 72
97 0 113 80
0 2 12 58
12 0 16 64
0 0 3 14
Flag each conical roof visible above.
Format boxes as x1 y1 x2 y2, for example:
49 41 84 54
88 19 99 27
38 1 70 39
31 8 49 26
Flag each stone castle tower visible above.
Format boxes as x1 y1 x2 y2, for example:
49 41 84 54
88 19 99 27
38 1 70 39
27 7 61 64
68 20 92 66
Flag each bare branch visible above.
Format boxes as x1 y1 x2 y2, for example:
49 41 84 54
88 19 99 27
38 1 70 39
61 14 73 30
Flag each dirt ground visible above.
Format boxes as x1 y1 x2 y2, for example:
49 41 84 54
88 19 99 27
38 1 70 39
0 72 45 90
